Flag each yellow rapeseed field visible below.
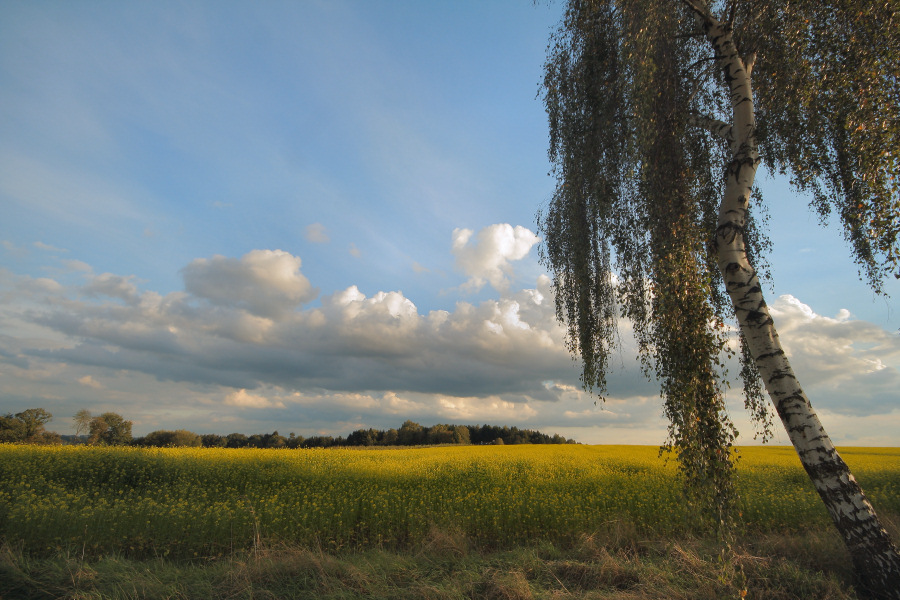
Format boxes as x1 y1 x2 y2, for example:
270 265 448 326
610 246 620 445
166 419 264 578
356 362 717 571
0 444 896 558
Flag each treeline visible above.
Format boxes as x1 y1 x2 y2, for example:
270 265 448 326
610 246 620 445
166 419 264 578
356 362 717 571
4 409 577 448
177 421 576 449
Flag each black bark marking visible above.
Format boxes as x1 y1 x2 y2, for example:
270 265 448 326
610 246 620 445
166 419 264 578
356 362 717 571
757 349 785 361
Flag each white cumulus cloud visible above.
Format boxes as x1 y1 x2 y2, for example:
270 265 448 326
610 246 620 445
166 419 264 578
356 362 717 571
767 294 900 416
452 224 540 292
181 249 317 318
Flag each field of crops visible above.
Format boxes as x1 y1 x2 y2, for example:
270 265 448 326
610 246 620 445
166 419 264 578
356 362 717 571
1 444 897 559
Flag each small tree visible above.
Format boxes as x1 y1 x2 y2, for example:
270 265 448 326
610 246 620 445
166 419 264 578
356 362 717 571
0 409 60 444
16 408 53 439
73 409 92 438
87 418 108 445
452 425 471 445
88 412 132 446
0 414 27 443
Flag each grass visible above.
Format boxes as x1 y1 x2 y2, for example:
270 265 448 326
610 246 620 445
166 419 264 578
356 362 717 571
1 525 866 599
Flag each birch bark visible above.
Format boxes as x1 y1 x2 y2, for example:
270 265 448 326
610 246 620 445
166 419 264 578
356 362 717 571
688 3 900 597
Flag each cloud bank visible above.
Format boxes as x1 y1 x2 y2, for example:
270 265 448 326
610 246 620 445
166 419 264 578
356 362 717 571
1 224 897 444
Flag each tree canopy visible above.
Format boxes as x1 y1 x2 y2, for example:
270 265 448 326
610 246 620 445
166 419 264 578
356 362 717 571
88 412 133 446
0 409 60 445
541 0 899 523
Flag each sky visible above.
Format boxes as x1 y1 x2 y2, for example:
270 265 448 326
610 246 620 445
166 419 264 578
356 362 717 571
2 0 898 446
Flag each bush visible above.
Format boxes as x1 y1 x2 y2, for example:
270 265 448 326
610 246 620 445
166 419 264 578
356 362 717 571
135 429 202 448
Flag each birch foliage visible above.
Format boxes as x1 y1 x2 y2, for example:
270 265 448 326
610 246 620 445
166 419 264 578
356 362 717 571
540 0 900 528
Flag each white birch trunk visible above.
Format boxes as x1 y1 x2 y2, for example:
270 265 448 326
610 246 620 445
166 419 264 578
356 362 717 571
688 3 900 597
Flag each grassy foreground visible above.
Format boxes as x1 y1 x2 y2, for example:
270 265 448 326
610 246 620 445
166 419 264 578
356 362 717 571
0 444 897 598
0 525 881 599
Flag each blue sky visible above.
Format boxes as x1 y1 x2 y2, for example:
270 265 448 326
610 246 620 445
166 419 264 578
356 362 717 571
2 0 898 445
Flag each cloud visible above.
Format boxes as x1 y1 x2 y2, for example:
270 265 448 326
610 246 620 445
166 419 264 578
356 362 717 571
78 375 103 389
181 249 317 318
15 276 64 295
62 259 93 273
83 273 140 304
2 251 897 443
304 223 330 243
224 389 285 409
34 241 68 253
815 410 900 446
435 395 538 421
5 250 576 404
451 224 540 292
2 241 28 258
765 295 900 416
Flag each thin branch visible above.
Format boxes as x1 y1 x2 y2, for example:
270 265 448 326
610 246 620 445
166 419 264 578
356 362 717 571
689 112 733 142
675 30 707 39
685 55 718 73
687 77 704 104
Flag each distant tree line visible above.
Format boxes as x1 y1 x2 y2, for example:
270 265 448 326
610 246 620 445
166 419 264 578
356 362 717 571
3 409 577 448
187 420 576 449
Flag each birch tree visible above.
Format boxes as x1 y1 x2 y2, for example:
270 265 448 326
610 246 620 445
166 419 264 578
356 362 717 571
73 409 92 438
539 1 900 597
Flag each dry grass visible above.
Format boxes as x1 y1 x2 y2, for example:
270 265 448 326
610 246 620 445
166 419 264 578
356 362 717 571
0 527 866 600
